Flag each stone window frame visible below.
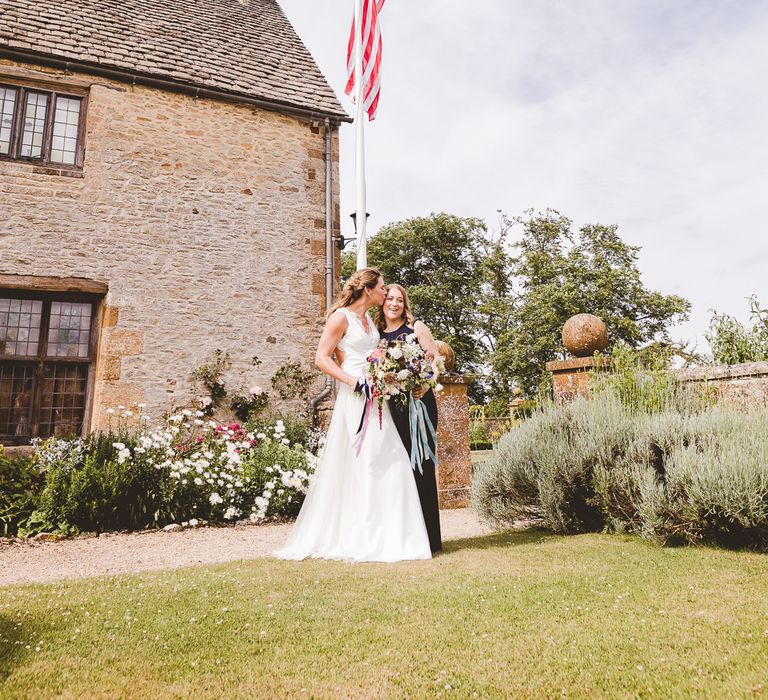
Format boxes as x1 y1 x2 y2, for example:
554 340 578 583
0 78 88 172
0 277 105 446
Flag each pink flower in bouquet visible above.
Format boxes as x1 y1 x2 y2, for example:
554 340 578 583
368 348 386 363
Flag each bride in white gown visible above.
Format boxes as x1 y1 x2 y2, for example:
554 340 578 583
275 268 432 562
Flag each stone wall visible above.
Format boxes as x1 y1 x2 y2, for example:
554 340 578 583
548 355 768 412
0 59 341 430
673 362 768 411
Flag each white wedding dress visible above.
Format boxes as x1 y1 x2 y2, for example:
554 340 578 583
275 308 432 562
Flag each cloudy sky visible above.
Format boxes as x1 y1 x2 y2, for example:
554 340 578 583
279 0 768 351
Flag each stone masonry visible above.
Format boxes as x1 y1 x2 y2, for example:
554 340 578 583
674 362 768 411
0 59 341 430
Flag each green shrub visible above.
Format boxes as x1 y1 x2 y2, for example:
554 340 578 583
0 449 46 537
24 410 319 536
590 342 715 414
38 434 164 534
473 396 768 550
706 295 768 365
469 420 491 450
247 411 312 449
642 411 768 547
473 398 627 533
238 440 313 520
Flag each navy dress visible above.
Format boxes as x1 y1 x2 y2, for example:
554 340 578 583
382 323 442 552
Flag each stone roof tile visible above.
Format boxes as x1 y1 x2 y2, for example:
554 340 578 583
0 0 347 119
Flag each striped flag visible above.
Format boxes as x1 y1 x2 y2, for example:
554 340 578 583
345 0 385 121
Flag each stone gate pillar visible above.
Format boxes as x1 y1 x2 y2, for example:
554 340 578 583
435 374 473 508
547 313 610 403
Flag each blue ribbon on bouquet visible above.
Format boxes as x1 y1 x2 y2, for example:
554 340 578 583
352 379 374 457
408 397 438 475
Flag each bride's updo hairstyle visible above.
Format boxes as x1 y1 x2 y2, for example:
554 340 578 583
327 267 383 317
375 283 415 332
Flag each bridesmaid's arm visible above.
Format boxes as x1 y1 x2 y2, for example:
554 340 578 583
413 320 440 364
315 313 359 388
413 320 441 400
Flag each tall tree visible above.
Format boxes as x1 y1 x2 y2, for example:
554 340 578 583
495 210 691 395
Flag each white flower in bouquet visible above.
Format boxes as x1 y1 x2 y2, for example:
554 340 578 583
209 492 224 505
396 369 411 381
389 346 403 360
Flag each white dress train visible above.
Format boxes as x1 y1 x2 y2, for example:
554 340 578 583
274 308 432 563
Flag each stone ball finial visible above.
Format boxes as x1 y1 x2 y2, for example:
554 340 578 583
434 340 456 371
562 314 608 357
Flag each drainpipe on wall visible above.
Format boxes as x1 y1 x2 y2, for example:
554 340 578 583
309 118 336 422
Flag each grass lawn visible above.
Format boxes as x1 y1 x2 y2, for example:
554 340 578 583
2 530 768 699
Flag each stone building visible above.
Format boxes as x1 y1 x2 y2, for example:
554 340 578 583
0 0 347 446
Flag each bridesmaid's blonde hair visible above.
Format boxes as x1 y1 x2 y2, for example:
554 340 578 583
327 267 383 317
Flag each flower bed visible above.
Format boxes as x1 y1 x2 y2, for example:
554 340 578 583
1 409 323 537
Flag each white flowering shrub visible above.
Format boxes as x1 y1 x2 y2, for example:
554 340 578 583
34 408 323 534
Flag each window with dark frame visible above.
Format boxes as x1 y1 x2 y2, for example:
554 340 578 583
0 292 100 445
0 82 87 168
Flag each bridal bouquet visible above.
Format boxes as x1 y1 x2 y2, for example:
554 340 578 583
353 334 444 470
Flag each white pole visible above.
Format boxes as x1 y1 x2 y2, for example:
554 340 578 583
354 0 367 270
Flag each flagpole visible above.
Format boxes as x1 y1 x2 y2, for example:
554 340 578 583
354 0 367 271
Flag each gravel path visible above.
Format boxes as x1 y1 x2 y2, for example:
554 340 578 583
0 508 495 587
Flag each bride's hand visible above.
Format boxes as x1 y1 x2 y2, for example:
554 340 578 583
346 375 361 389
412 385 427 401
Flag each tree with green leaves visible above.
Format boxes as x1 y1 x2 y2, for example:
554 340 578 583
494 210 691 395
342 209 690 404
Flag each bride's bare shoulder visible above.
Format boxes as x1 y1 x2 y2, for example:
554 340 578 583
325 309 349 333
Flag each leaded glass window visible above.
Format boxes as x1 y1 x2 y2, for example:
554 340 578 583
47 301 92 358
50 96 81 165
0 86 16 156
0 292 99 444
19 91 48 158
0 82 86 168
0 298 43 356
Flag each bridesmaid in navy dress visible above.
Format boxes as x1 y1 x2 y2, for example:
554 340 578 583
376 284 442 553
